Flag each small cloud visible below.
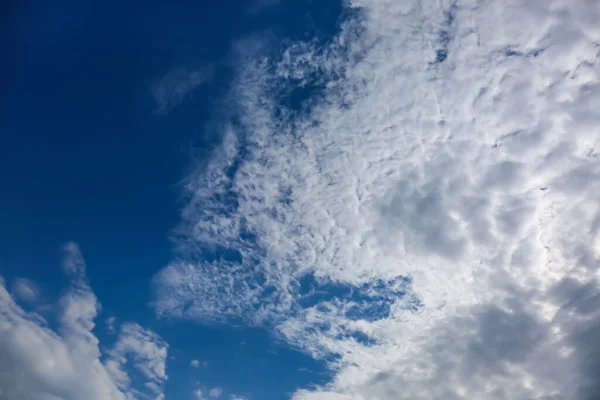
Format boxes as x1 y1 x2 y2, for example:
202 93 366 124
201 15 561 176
106 316 116 334
11 278 40 303
151 66 213 114
190 359 208 368
61 242 86 279
246 0 280 15
209 387 223 398
193 389 204 400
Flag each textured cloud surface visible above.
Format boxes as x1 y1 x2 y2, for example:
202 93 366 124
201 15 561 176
155 0 600 399
0 243 168 400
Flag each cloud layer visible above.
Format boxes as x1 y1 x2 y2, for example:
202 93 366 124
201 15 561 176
0 243 168 400
154 0 600 399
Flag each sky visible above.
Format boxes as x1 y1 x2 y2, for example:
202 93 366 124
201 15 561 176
1 0 599 399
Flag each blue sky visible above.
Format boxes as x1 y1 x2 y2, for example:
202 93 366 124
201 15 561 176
2 1 600 400
1 1 342 399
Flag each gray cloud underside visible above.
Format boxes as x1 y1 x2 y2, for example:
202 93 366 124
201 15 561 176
154 0 600 399
0 243 168 400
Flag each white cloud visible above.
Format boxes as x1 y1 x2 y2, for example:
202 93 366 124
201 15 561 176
154 0 600 399
189 359 209 369
194 387 228 400
152 66 214 114
11 278 40 303
0 242 169 400
106 322 169 398
106 316 117 334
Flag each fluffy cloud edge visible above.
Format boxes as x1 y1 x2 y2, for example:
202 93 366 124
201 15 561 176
153 0 600 398
0 242 169 400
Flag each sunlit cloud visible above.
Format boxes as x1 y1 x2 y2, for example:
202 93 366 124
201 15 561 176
154 0 600 399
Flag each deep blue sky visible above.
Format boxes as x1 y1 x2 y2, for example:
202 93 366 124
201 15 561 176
0 0 342 398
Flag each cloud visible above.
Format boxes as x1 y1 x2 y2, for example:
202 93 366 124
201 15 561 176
106 316 117 334
106 322 169 398
190 359 208 369
0 242 168 400
154 0 600 399
194 387 230 400
11 278 40 303
246 0 280 15
152 66 214 114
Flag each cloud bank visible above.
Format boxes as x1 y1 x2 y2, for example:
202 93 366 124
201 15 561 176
155 0 600 399
0 243 168 400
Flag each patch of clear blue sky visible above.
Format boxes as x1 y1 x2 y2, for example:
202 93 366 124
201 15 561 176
0 0 343 398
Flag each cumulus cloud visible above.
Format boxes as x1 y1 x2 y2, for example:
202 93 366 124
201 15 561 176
209 387 223 398
11 278 40 303
154 0 600 399
0 242 168 400
106 322 169 399
152 66 214 114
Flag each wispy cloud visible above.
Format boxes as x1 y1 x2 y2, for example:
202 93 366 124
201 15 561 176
190 359 208 369
209 387 223 398
0 242 169 400
106 316 117 334
152 66 214 114
11 278 40 303
194 387 236 400
154 0 600 399
106 322 169 399
246 0 280 15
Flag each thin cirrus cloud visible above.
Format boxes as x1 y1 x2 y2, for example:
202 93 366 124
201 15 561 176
153 0 600 399
245 0 280 15
152 66 214 114
0 242 169 400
